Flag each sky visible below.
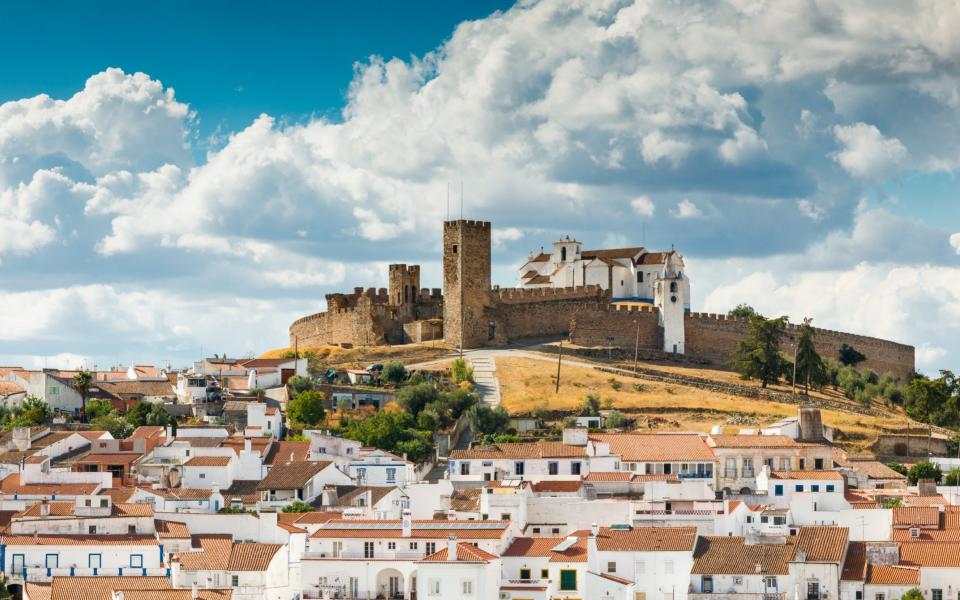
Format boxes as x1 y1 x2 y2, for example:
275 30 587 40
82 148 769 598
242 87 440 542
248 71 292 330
0 0 958 373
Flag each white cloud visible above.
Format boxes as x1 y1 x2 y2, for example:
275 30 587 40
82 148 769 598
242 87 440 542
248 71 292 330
0 218 55 255
831 123 909 180
950 232 960 254
797 200 825 221
630 196 656 217
493 227 524 249
671 199 704 219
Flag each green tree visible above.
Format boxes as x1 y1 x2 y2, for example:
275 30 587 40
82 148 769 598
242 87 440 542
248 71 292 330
127 402 172 428
7 396 52 429
287 391 326 426
92 412 134 439
451 359 474 384
562 415 578 428
282 500 314 513
441 388 478 419
902 589 923 600
466 403 510 436
838 344 867 367
731 315 788 388
904 375 952 426
882 497 902 509
579 394 601 416
382 361 407 386
945 468 960 486
396 383 439 417
794 318 827 393
73 370 93 422
287 375 314 396
605 410 627 429
886 462 909 476
907 461 943 484
84 399 114 421
728 303 759 319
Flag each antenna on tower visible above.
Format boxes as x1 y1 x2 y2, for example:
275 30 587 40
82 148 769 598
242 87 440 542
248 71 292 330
460 180 464 220
446 182 450 221
642 223 646 247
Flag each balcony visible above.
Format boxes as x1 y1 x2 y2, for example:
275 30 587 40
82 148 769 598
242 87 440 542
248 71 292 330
690 593 785 600
8 566 169 583
303 550 426 561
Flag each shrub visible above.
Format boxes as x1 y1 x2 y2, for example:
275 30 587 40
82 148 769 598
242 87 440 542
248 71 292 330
902 590 922 600
451 359 474 384
605 410 627 429
287 375 314 395
84 399 114 421
944 468 960 486
886 462 909 476
396 383 439 417
282 501 314 513
907 461 942 484
382 361 407 386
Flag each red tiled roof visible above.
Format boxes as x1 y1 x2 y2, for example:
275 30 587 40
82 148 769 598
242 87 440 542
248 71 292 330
899 542 960 567
596 526 697 552
503 535 588 562
692 536 794 575
590 433 715 462
450 441 587 460
0 473 100 496
419 543 498 562
3 534 158 546
867 565 919 585
770 470 843 480
184 456 232 467
795 527 848 562
257 460 332 490
708 434 800 449
531 480 582 493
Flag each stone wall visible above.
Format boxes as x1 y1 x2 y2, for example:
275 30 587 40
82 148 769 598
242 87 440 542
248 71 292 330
684 312 915 382
403 319 443 344
569 304 660 348
443 220 492 349
486 287 612 343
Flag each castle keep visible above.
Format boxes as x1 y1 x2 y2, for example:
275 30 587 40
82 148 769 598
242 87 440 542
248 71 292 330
290 219 916 381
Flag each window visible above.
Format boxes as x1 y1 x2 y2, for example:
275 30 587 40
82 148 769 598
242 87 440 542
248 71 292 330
774 516 786 525
100 498 108 507
702 576 714 593
425 542 436 555
811 485 820 492
357 468 366 480
84 499 92 507
88 525 97 534
541 569 549 578
48 386 59 395
461 580 473 595
725 458 737 477
774 484 784 496
520 568 531 580
799 459 806 469
746 516 753 524
363 541 374 558
932 590 943 600
452 244 458 255
795 484 804 492
761 516 769 524
781 458 791 470
128 525 136 535
514 461 525 476
664 560 674 574
670 281 677 293
807 581 820 600
561 247 567 261
551 528 560 535
428 579 441 595
460 462 470 475
532 527 540 534
231 575 239 587
409 542 418 550
199 473 206 479
501 513 511 521
45 554 59 569
764 458 774 468
855 593 862 600
559 569 577 591
815 458 824 469
130 554 143 568
742 458 754 476
386 468 396 483
387 542 396 550
826 485 835 492
875 594 885 600
607 561 616 573
548 461 559 475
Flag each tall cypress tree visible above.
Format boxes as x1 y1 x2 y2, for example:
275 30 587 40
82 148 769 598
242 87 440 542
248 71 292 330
731 315 788 388
795 318 827 393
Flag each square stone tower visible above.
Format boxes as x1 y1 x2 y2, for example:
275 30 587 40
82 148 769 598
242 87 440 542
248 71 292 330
443 220 491 350
388 264 420 306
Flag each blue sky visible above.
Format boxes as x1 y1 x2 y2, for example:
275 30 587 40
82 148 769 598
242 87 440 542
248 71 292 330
0 0 958 373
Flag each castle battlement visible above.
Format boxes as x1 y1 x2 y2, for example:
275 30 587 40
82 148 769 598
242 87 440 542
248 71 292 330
444 219 491 230
491 284 609 304
612 303 657 313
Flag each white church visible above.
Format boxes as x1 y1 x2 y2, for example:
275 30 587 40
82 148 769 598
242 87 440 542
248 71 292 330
517 235 691 353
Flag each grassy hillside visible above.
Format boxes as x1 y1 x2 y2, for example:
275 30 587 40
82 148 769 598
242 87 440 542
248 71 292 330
497 356 912 453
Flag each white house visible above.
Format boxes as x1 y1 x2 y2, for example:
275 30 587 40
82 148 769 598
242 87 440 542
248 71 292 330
245 403 282 438
171 537 290 600
181 454 237 490
350 449 417 487
757 468 846 506
415 537 501 600
707 434 834 495
301 512 511 600
501 532 590 600
256 460 351 510
1 533 165 583
589 524 697 600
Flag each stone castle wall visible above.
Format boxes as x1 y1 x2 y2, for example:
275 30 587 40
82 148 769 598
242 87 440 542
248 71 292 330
443 220 492 349
486 286 612 343
569 304 661 348
684 312 915 382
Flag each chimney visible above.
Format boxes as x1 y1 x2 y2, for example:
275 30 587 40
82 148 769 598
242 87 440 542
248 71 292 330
244 439 252 453
587 524 600 573
401 509 412 538
40 500 50 517
447 534 457 561
590 522 599 538
191 583 199 599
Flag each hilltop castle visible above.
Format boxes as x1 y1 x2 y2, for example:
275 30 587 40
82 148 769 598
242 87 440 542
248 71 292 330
289 220 915 381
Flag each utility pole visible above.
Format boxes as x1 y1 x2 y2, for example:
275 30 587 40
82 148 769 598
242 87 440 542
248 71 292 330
791 335 799 399
555 339 563 394
633 320 641 374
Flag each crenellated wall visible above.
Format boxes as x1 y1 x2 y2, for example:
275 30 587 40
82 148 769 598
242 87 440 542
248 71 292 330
569 304 661 348
485 287 612 343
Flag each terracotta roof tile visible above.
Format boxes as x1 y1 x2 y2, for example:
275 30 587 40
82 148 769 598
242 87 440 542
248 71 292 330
450 488 481 512
584 472 632 482
503 535 588 562
3 534 158 546
258 460 332 490
898 541 960 567
841 542 866 581
708 434 801 449
49 576 171 600
155 520 191 538
867 565 919 585
450 441 587 460
692 536 794 575
770 470 843 480
531 480 582 493
419 542 498 562
264 441 311 465
184 456 232 467
795 527 848 562
596 526 697 552
590 433 715 462
893 506 940 528
0 473 100 496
